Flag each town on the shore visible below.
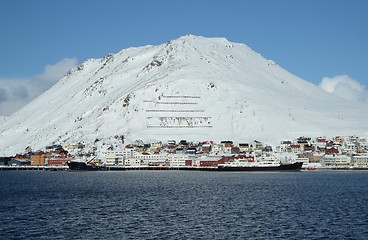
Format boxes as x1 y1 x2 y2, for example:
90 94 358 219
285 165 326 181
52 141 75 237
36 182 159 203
1 135 368 170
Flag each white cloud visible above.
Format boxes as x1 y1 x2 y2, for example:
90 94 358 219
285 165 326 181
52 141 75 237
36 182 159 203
319 75 368 103
0 58 78 116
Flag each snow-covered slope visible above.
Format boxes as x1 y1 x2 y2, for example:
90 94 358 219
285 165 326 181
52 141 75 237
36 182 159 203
0 35 367 155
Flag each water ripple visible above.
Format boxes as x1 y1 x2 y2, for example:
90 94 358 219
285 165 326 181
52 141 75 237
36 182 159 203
1 171 368 239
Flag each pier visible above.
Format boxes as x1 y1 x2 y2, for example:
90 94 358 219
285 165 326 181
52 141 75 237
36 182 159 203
0 165 69 171
1 165 367 172
101 166 219 171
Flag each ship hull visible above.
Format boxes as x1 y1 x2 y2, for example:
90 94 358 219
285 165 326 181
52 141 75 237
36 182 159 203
67 161 102 171
217 162 303 172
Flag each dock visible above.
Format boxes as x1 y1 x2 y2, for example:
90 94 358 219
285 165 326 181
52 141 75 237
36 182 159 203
0 165 69 171
101 166 219 171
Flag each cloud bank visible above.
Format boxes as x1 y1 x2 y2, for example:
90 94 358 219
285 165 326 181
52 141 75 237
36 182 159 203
319 75 368 103
0 58 78 116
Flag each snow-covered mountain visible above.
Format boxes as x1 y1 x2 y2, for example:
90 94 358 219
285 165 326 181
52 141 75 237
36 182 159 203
0 34 367 156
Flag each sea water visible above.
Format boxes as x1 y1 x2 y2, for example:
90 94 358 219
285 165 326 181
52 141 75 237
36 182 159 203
1 170 368 239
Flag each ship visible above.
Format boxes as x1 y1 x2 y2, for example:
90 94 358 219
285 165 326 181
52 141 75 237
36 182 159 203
217 155 303 172
67 160 102 171
217 162 303 171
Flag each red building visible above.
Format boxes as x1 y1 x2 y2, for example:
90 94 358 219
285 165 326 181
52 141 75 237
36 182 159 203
199 160 219 167
325 147 339 155
47 158 72 166
185 160 193 166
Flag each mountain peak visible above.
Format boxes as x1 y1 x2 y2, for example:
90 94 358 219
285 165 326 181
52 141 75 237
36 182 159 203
170 34 234 49
0 36 367 156
175 34 229 42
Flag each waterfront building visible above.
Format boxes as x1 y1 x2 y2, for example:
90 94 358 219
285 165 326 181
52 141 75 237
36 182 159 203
136 153 167 165
8 159 31 166
167 154 188 166
351 155 368 168
30 151 51 165
196 156 222 167
105 149 135 166
46 157 72 166
321 155 351 168
124 157 141 166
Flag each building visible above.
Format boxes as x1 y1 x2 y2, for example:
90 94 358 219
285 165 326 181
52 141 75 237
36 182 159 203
325 147 340 155
197 156 222 167
150 141 163 151
167 154 188 166
309 154 323 163
231 147 240 154
343 141 356 153
105 148 137 166
251 140 263 150
64 143 85 150
239 143 250 152
321 155 351 168
352 155 368 168
303 144 314 152
30 151 51 165
124 158 141 166
136 153 167 165
175 148 186 154
201 143 212 153
8 159 31 166
185 159 193 166
47 157 71 166
221 140 234 153
105 148 168 166
186 148 197 155
277 141 292 152
290 144 301 153
210 144 223 154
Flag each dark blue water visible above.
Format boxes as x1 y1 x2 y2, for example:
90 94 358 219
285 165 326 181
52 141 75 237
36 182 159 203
1 170 368 239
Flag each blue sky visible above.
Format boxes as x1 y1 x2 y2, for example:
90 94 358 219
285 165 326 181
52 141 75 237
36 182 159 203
0 0 367 115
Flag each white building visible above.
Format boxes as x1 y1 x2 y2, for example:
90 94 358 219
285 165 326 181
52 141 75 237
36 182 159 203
277 141 292 152
321 155 351 168
314 141 327 149
167 154 188 166
238 143 250 152
343 141 356 153
352 155 368 168
105 148 137 166
124 158 141 166
210 144 223 155
136 153 167 165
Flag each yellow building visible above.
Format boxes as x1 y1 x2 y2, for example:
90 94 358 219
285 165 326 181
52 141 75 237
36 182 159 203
30 152 51 165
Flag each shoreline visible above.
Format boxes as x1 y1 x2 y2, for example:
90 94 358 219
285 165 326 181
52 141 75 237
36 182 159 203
1 165 368 171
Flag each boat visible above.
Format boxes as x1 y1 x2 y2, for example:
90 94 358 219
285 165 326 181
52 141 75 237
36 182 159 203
217 162 303 171
67 160 102 171
217 156 303 172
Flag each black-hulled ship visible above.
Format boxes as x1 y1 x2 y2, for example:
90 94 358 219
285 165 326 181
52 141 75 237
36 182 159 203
67 161 102 171
217 160 303 172
217 154 304 172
